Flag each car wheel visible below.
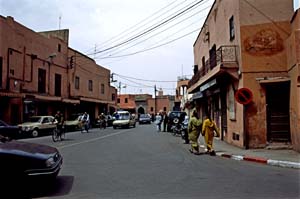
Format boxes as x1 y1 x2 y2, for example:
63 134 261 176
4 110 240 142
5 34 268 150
32 129 39 137
113 126 116 129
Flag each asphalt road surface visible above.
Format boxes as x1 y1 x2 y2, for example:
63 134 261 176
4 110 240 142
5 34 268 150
21 124 300 199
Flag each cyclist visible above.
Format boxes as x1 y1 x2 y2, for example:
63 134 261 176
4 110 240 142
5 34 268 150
98 113 106 129
54 111 65 137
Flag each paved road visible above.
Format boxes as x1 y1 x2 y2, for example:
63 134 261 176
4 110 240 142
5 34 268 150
23 124 299 199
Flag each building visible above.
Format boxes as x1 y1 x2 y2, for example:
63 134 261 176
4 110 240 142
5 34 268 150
188 0 300 152
117 90 174 116
175 76 189 111
0 16 117 124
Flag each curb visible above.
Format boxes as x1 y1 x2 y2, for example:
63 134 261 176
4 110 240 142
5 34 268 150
216 152 300 169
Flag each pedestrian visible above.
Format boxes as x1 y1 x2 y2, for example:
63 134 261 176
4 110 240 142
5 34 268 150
202 115 220 156
81 112 90 132
163 111 168 132
188 109 202 155
155 112 162 132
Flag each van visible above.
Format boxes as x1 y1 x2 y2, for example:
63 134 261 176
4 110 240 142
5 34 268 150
112 111 136 129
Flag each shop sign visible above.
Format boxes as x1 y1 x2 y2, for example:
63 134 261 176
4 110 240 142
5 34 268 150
200 79 217 92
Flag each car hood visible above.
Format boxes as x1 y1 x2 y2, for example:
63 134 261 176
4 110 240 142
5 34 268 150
18 122 39 126
65 120 79 125
0 140 58 160
113 119 130 124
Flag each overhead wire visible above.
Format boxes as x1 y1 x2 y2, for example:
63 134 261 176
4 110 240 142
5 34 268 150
87 0 207 56
94 3 212 59
83 0 183 54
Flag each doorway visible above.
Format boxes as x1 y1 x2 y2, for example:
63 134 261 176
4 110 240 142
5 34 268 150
266 82 291 142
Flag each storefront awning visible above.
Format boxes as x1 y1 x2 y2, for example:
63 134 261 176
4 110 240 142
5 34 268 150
0 92 24 98
30 94 61 101
80 97 111 104
62 98 80 104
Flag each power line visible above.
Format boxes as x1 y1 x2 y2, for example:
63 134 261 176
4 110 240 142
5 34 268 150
114 73 177 82
94 4 211 59
87 0 207 56
83 0 183 54
95 27 201 59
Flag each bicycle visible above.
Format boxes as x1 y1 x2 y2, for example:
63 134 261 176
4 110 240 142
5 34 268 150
52 125 65 142
80 120 89 133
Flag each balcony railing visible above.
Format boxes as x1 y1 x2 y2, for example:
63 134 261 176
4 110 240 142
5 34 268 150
188 45 238 88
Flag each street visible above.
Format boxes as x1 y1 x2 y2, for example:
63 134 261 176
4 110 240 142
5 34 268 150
23 124 299 199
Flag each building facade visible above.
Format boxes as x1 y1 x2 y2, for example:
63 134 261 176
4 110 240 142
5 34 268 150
0 16 117 125
188 0 300 152
117 91 174 116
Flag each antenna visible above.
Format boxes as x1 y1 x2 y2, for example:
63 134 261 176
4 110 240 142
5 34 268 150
58 14 62 30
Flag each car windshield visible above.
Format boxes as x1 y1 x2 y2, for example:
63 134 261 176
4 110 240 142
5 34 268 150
115 113 130 120
28 117 42 123
140 114 149 118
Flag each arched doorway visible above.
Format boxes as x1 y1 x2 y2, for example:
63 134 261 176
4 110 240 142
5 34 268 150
138 107 145 114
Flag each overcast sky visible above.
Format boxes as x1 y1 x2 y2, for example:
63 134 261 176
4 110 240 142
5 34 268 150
1 0 299 95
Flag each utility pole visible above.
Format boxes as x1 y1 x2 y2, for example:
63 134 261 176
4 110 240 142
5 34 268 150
154 85 157 114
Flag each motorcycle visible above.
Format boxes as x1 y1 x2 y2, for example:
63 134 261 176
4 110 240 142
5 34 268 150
171 118 183 136
181 117 189 144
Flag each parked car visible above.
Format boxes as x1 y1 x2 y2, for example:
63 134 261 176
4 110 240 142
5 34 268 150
138 114 152 124
0 120 21 139
65 113 82 131
18 116 56 137
112 111 136 129
167 111 187 132
0 135 63 195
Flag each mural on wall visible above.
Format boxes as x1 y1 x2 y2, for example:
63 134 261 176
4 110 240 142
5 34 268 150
244 29 284 56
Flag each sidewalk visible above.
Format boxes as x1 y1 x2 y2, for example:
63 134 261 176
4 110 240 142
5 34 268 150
198 137 300 169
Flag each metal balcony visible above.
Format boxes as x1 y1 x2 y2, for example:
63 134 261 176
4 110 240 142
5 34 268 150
188 45 238 88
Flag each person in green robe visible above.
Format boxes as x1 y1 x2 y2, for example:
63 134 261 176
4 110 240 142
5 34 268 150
188 110 202 155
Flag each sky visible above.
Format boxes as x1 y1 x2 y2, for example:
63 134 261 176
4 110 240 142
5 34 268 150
0 0 299 96
0 0 215 96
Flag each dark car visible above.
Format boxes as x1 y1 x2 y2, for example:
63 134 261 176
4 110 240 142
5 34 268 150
138 114 152 124
0 135 63 183
0 120 21 139
167 111 187 132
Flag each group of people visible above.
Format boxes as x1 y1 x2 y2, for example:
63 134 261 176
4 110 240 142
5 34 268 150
155 112 168 132
54 111 90 135
188 109 220 156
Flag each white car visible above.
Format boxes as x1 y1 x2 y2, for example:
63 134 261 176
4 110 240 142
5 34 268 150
18 116 56 137
112 111 136 129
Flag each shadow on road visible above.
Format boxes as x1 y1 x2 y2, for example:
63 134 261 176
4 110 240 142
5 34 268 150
30 175 74 198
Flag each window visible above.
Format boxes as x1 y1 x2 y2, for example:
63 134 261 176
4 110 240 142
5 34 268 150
0 57 2 88
117 98 120 103
163 107 167 112
101 83 105 94
75 76 80 89
58 44 61 52
202 56 205 68
112 94 116 101
88 80 93 91
38 68 46 93
151 107 154 112
125 98 128 103
228 85 236 120
229 16 235 41
55 73 62 96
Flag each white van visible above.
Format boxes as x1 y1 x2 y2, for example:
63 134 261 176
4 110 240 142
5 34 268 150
112 111 136 129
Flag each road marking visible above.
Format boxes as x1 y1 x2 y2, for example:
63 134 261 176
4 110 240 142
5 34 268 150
57 129 131 150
